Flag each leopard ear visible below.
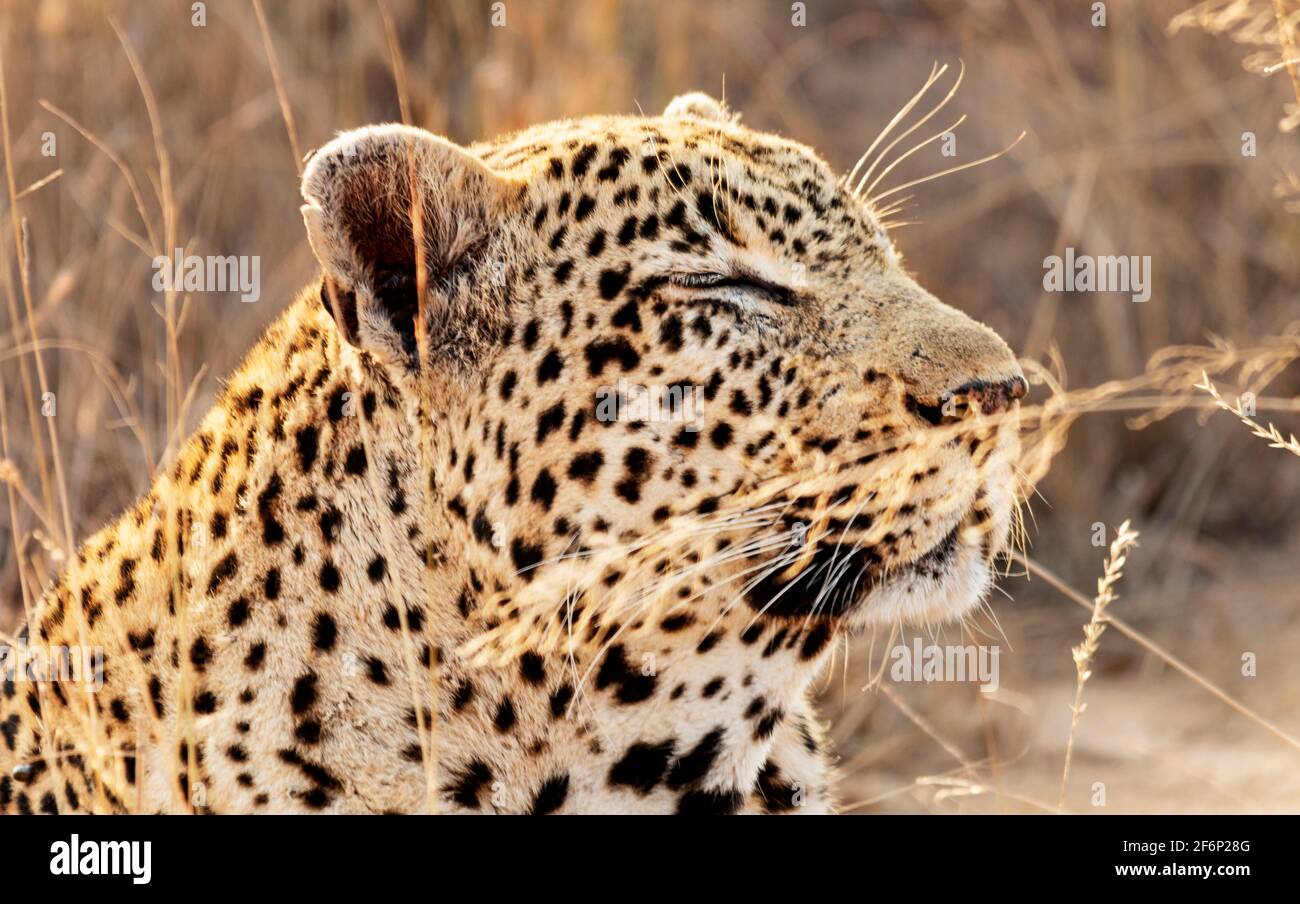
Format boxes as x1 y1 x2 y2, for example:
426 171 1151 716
663 92 738 124
300 123 510 365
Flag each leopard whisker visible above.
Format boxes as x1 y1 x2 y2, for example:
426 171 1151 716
844 61 946 193
871 130 1027 203
857 60 966 200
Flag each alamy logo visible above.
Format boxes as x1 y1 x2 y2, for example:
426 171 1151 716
49 835 151 885
152 248 261 302
0 643 105 691
1042 247 1151 303
594 379 705 430
889 638 1000 692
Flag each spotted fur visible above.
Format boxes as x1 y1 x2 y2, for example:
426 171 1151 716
0 94 1024 814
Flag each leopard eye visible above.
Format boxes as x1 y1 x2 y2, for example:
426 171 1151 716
669 272 797 306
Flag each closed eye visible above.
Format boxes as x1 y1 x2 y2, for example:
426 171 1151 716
667 271 797 307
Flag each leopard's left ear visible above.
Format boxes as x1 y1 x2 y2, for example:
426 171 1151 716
301 123 512 365
663 92 739 124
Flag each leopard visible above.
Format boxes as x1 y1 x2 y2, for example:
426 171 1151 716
0 92 1025 815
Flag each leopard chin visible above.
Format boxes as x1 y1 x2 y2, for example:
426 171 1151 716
848 525 995 631
741 485 1013 630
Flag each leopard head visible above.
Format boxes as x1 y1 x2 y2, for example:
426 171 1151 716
300 94 1024 669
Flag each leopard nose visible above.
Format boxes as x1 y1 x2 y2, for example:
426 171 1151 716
908 376 1027 426
957 375 1028 415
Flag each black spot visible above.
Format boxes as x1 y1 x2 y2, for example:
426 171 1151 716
598 147 629 181
667 727 724 789
536 401 566 443
584 337 640 376
666 164 692 191
189 637 212 671
318 506 343 543
381 603 425 632
659 314 684 351
531 469 558 510
367 555 387 583
522 318 541 350
800 623 832 660
599 268 630 300
537 348 564 384
452 681 475 712
660 613 695 632
571 143 599 177
244 642 266 671
595 644 656 703
529 773 570 815
567 450 604 483
257 474 285 544
312 613 337 651
614 447 652 504
754 708 784 741
227 597 250 628
494 697 516 732
756 761 800 813
367 657 390 685
148 676 165 716
237 386 264 413
128 628 156 657
517 651 547 685
472 507 494 546
610 297 642 332
710 422 734 449
207 552 238 595
295 426 319 473
319 560 341 593
608 740 675 794
446 759 493 809
194 691 218 714
1 714 19 748
549 683 574 717
697 630 723 653
617 215 638 245
344 445 367 476
510 538 544 580
291 672 317 714
673 427 700 449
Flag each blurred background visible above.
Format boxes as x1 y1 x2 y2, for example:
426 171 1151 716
1 0 1298 812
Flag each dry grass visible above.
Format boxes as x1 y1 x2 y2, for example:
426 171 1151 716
1059 519 1139 810
1 0 1299 813
1197 369 1300 456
